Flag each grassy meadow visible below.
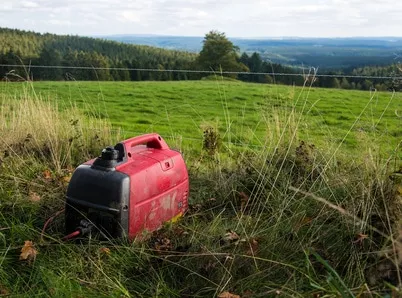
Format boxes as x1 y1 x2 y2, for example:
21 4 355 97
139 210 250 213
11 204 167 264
1 80 400 158
0 79 401 297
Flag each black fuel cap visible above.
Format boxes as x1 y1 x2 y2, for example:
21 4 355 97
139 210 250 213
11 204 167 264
101 146 119 160
92 146 119 170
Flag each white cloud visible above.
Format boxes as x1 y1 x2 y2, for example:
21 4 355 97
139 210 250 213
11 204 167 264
1 0 402 37
0 3 13 11
21 1 39 8
120 11 142 23
196 11 208 17
47 19 71 26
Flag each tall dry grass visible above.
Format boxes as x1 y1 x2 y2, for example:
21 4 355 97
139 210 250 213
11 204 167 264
0 85 119 173
187 76 402 295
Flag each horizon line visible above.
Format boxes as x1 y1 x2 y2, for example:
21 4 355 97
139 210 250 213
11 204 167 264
1 26 402 40
94 33 402 40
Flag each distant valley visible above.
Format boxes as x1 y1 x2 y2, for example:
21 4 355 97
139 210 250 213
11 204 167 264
100 35 402 70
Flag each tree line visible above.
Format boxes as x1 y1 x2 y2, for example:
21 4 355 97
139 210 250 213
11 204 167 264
0 27 195 81
0 28 400 91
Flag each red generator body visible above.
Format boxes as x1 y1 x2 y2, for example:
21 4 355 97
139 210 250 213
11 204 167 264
65 134 189 240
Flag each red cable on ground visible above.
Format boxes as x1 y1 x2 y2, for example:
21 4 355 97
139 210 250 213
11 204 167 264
41 209 83 242
62 230 81 241
40 209 65 242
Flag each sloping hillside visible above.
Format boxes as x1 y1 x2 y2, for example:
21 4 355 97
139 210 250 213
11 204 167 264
0 27 196 80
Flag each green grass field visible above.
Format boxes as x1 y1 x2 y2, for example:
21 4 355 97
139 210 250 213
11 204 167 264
1 80 400 159
0 79 401 297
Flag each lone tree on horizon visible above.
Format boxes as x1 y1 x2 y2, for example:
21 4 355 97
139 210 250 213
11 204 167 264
196 30 248 74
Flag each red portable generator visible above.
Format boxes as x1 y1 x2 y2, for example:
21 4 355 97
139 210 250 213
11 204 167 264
65 134 189 240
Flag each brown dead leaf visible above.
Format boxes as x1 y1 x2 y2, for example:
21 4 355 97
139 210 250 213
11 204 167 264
189 204 202 214
20 240 38 262
155 237 173 252
353 233 368 244
220 230 241 246
0 283 9 295
300 217 313 226
223 230 240 242
239 192 249 212
43 169 52 180
29 191 41 203
99 247 111 256
246 238 259 256
218 291 240 298
172 227 185 236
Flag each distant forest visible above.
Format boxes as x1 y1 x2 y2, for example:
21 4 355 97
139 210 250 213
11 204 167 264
0 27 195 81
0 27 401 91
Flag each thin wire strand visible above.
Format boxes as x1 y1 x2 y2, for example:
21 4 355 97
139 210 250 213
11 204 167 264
1 64 402 80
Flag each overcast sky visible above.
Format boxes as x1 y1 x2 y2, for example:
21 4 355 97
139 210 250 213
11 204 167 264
0 0 401 37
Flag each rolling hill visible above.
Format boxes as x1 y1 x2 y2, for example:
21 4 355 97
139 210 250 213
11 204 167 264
101 34 402 70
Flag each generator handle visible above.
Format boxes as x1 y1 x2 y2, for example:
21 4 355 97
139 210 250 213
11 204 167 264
122 133 169 150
